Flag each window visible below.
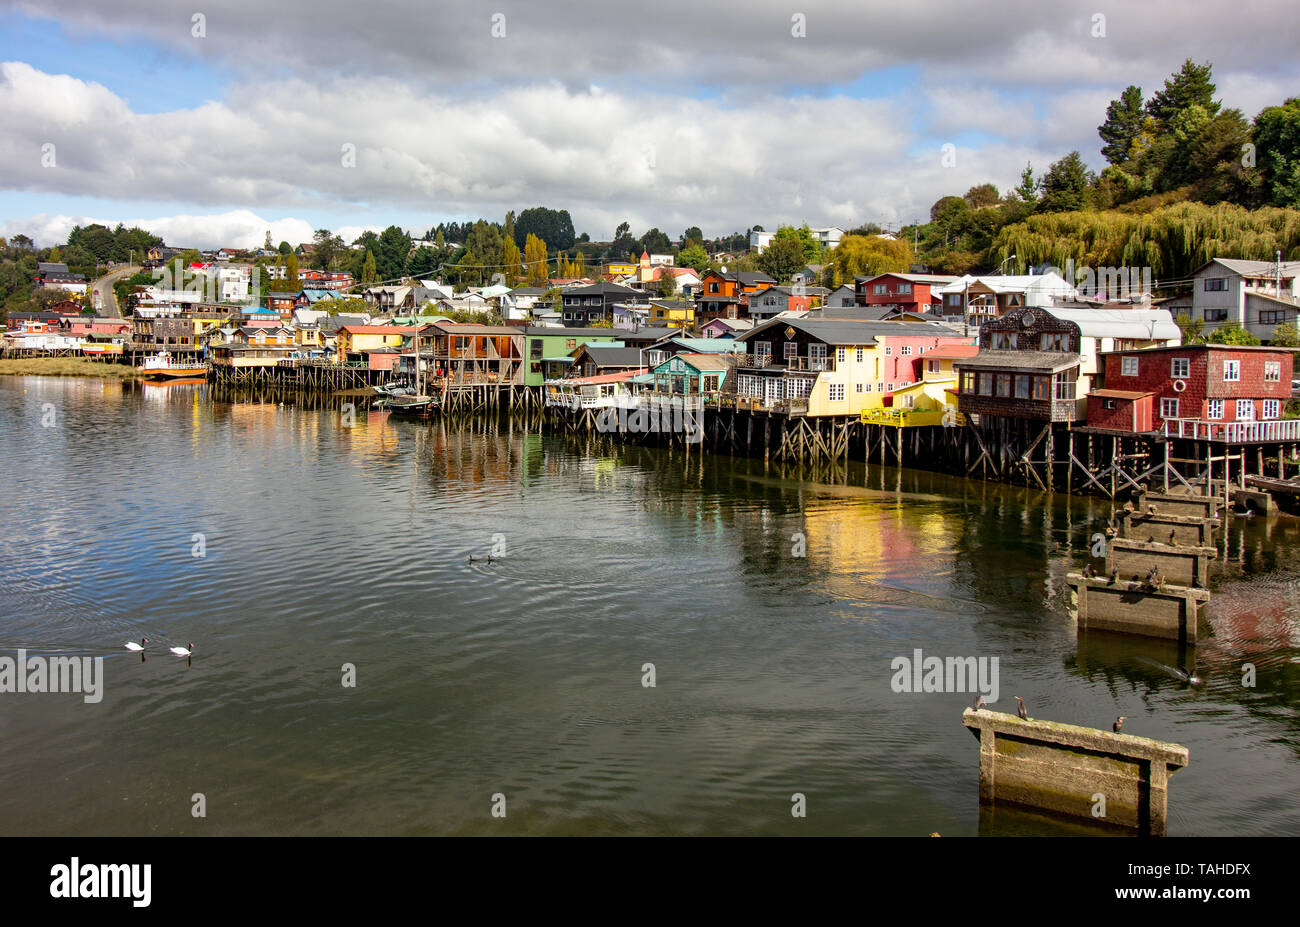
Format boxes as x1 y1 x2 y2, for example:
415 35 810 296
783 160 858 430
1015 376 1030 399
1171 357 1190 378
1264 361 1281 382
709 282 719 293
1033 377 1051 401
946 294 962 307
1260 310 1286 324
1161 398 1180 419
990 332 1017 350
1206 399 1224 419
901 346 912 356
884 346 892 355
978 374 993 396
1236 399 1255 420
566 339 576 349
1223 359 1240 381
1204 308 1228 322
996 374 1012 397
1263 399 1281 419
809 344 828 368
1204 278 1227 291
1041 333 1068 351
784 342 798 361
855 383 864 393
873 284 888 295
961 371 975 393
828 384 845 402
897 283 912 295
1103 399 1117 410
926 360 940 374
855 347 864 363
1121 356 1139 377
886 383 895 392
1054 375 1076 400
836 347 847 364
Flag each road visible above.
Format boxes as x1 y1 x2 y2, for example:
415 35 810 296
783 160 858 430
89 265 141 317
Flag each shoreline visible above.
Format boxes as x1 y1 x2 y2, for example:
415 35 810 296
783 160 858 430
0 357 141 379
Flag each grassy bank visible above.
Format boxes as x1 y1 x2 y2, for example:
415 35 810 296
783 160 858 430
0 357 141 379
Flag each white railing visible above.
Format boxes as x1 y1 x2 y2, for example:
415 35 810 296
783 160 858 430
1163 418 1300 442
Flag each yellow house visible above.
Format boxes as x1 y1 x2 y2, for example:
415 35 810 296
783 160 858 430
650 300 695 326
602 261 636 277
335 325 415 358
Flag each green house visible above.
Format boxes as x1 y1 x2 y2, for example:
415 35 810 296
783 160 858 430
651 353 733 396
522 326 624 386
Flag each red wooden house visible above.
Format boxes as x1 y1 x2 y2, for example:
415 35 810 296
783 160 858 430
1089 344 1296 440
854 273 957 314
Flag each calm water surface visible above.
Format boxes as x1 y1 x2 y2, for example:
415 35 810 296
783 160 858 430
1 376 1297 835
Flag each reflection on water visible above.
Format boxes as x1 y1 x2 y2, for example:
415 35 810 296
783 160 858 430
0 374 1297 836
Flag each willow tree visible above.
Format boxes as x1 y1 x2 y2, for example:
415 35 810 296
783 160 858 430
825 234 914 287
523 233 548 285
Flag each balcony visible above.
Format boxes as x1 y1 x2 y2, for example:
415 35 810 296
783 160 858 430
736 354 774 368
1162 418 1300 443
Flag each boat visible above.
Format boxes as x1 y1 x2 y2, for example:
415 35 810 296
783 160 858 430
377 394 438 418
137 351 207 380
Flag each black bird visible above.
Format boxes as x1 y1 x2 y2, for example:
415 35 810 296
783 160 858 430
1113 715 1126 733
1109 566 1119 584
1147 504 1158 515
1168 529 1179 546
1175 665 1203 686
1147 535 1155 543
467 554 494 564
972 694 986 711
1083 562 1096 579
1014 696 1029 720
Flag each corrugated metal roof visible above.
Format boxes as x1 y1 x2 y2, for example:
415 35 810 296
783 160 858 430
954 350 1078 372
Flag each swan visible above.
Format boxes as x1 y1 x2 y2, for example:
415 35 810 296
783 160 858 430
169 642 194 657
125 637 148 652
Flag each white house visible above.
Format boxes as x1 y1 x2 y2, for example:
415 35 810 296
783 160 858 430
935 272 1077 324
1190 258 1300 343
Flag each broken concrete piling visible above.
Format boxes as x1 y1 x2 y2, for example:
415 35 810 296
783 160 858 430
963 708 1188 836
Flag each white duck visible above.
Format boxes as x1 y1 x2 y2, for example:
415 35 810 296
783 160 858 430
169 642 194 657
124 637 148 652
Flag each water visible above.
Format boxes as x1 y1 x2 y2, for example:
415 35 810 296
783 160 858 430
1 375 1297 836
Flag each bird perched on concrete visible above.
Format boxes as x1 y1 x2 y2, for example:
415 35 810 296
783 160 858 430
1015 696 1029 720
1168 529 1179 546
1146 565 1164 590
1109 566 1119 584
1147 535 1155 543
1083 562 1096 579
1113 716 1126 733
972 694 986 711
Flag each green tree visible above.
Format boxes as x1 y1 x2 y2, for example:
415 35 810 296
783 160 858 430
825 234 914 287
278 241 292 255
683 226 703 245
360 249 378 286
773 224 821 263
1268 321 1300 346
284 253 299 290
678 243 709 274
1207 320 1261 345
1012 163 1039 205
1147 59 1219 127
513 207 575 251
523 233 549 285
375 225 412 282
1038 151 1095 212
639 227 673 254
963 183 1001 208
311 229 346 270
1252 98 1300 208
1099 85 1146 165
756 237 805 282
1175 312 1205 345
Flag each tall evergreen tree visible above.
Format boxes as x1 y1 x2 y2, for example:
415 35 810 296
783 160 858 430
1038 151 1094 212
1099 85 1146 164
1147 59 1220 126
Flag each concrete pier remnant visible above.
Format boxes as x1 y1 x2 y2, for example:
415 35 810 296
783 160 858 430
1068 573 1208 643
1108 537 1215 589
1117 509 1218 547
1136 491 1220 521
962 708 1189 836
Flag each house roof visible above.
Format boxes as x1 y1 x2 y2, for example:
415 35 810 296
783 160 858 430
1040 307 1180 340
564 281 642 297
338 325 416 335
935 273 1074 296
954 350 1078 373
739 317 957 345
855 272 960 285
1091 389 1154 400
552 369 646 385
667 337 745 353
574 346 645 367
1193 258 1300 278
925 344 981 359
661 353 733 372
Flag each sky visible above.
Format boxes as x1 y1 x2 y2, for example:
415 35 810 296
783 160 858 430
0 0 1296 250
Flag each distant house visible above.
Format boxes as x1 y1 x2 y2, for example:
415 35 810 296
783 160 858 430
1190 258 1300 343
1088 344 1296 439
934 273 1076 325
566 343 646 378
747 285 829 321
335 324 415 360
695 270 776 320
699 317 754 339
824 284 858 308
648 299 696 328
749 230 776 251
503 286 548 321
855 273 958 315
955 305 1181 423
650 353 733 397
520 326 624 386
560 281 642 327
265 291 299 315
